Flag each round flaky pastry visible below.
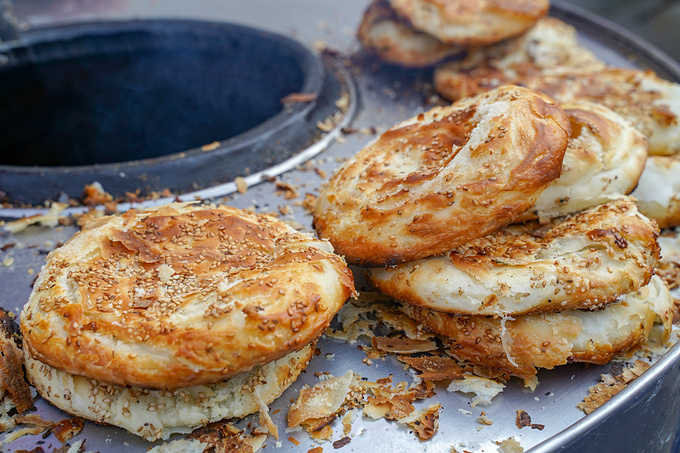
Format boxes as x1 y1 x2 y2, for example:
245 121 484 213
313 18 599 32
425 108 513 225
367 199 660 315
516 101 648 222
357 0 462 67
25 343 314 441
632 154 680 229
21 203 355 389
520 68 680 156
433 17 605 102
402 275 672 379
433 16 680 156
388 0 549 46
314 85 570 266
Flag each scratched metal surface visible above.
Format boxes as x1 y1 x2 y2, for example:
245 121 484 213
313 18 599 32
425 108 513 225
1 1 680 452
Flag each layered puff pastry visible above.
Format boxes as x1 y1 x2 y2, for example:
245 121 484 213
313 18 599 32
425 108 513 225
26 343 315 441
434 17 680 156
20 203 356 438
367 199 660 316
314 85 569 267
401 275 671 380
433 17 605 101
388 0 549 47
516 101 647 222
21 203 355 389
357 0 463 67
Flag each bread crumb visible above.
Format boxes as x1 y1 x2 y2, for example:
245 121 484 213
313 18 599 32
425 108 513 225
332 436 351 449
578 361 650 414
515 410 544 430
447 375 505 407
275 181 299 200
397 403 441 440
477 411 493 426
201 141 220 151
235 177 248 194
497 436 524 453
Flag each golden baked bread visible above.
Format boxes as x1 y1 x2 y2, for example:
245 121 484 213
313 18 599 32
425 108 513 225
435 21 680 157
357 0 462 67
434 17 605 101
434 13 680 156
25 343 314 441
314 85 570 266
21 203 354 389
402 275 672 379
632 155 680 229
388 0 549 46
519 68 680 156
516 101 648 222
367 199 660 315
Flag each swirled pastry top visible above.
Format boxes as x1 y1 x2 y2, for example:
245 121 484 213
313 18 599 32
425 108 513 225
388 0 549 46
433 17 680 156
314 85 570 266
516 100 648 222
434 17 605 102
21 203 355 389
520 68 680 156
368 198 660 315
357 0 462 68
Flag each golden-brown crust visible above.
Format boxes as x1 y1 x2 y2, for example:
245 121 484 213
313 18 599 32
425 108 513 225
516 101 648 222
434 17 605 102
357 0 462 67
402 275 671 379
25 344 315 441
21 203 354 389
519 68 680 156
389 0 549 46
435 24 680 157
368 199 660 315
314 85 569 267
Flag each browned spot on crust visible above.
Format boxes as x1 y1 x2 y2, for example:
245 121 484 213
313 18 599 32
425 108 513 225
21 204 355 389
188 421 255 453
398 355 464 380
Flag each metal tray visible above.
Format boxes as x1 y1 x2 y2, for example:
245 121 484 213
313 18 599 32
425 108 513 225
2 1 680 452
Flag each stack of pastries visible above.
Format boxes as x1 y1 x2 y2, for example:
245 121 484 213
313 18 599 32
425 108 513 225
21 203 355 440
357 0 550 67
314 84 672 381
432 14 680 225
358 1 680 228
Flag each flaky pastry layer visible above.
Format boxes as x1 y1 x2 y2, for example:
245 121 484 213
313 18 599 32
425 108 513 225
357 0 462 67
314 85 569 266
21 203 354 388
517 101 647 221
26 344 314 441
368 199 660 315
402 275 671 379
389 0 549 46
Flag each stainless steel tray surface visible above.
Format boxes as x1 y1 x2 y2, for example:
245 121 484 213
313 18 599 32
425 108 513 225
2 1 680 452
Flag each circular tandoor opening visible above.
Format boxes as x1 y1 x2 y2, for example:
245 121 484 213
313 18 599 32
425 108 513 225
0 20 342 204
